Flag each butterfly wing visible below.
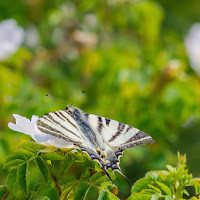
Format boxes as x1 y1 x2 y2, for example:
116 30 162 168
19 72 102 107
37 110 84 146
85 113 154 151
37 110 103 160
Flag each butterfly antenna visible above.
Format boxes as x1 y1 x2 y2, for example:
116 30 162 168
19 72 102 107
71 91 85 106
101 167 114 184
46 94 66 103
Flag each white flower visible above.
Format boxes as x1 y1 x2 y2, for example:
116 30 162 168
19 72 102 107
8 114 74 148
25 25 39 48
185 23 200 77
0 19 24 60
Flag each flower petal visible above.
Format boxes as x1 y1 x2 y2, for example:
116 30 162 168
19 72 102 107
8 114 75 148
8 114 37 140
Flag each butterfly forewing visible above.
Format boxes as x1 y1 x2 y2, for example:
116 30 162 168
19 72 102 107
85 113 154 150
37 110 83 144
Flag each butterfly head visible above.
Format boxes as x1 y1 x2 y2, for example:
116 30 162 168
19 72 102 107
66 105 83 120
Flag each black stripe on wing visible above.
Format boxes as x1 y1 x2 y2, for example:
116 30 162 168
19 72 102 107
125 131 149 143
97 116 104 134
37 120 74 142
105 118 111 126
56 111 79 131
47 113 82 139
120 136 155 150
108 122 126 142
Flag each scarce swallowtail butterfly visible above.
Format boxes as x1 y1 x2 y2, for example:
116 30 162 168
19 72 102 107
36 103 155 187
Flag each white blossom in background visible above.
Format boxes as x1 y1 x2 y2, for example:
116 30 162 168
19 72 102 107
25 25 39 48
0 19 25 60
8 114 74 148
185 23 200 77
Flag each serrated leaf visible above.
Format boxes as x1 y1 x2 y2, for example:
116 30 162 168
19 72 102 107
6 169 17 192
73 183 91 200
17 162 28 196
43 152 64 161
128 193 151 200
20 141 45 150
141 189 158 195
98 190 119 200
155 181 172 196
4 159 25 168
14 149 35 159
6 154 27 162
35 157 50 184
132 177 152 193
90 171 105 183
62 181 78 199
148 184 162 193
61 155 74 176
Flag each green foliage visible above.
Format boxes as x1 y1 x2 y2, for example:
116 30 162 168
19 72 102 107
1 0 200 199
2 141 200 200
128 152 200 199
2 142 118 199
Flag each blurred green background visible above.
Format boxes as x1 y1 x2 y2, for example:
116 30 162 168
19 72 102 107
0 0 200 199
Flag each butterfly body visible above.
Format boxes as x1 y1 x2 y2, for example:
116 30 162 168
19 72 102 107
37 105 154 186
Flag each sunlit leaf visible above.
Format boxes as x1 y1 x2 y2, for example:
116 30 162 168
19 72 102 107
155 181 172 196
43 152 64 161
35 157 50 184
131 177 152 193
73 183 91 200
98 190 119 200
6 169 17 192
128 192 151 200
14 149 35 159
17 162 28 196
4 159 25 168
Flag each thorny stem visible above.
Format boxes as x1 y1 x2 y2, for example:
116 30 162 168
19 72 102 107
49 169 62 197
1 190 10 200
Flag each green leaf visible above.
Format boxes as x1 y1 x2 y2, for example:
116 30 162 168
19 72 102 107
6 154 27 162
128 193 151 200
90 171 105 183
4 159 25 168
98 190 119 200
132 177 152 193
17 162 28 196
14 149 35 159
60 176 77 185
148 184 162 193
43 152 64 161
35 157 50 184
194 179 200 194
20 141 45 153
166 165 175 172
155 181 172 196
6 169 17 192
62 181 78 199
74 183 91 200
165 195 173 200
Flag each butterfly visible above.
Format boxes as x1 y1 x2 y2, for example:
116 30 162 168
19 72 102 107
37 105 155 186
